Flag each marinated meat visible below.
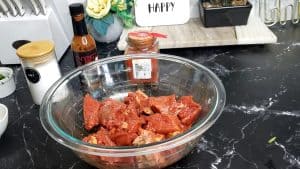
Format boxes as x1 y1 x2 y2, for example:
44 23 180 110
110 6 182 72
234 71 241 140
109 102 145 146
83 128 135 165
82 90 202 147
177 96 202 126
83 127 116 146
125 90 153 115
83 94 101 130
98 99 127 129
109 128 138 146
133 130 167 168
146 114 182 134
148 95 177 114
133 129 164 145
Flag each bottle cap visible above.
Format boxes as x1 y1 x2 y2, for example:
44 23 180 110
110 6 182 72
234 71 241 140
127 31 167 50
69 3 84 16
127 32 155 50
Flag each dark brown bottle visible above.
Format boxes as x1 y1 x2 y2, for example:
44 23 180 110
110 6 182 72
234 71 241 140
69 3 98 67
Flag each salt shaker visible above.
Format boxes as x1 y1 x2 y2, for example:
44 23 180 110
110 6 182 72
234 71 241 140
16 40 62 105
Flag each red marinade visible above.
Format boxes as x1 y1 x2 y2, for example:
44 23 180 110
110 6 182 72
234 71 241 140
82 90 202 147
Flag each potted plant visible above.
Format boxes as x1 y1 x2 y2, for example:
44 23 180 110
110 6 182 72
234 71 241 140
199 0 252 27
85 0 135 43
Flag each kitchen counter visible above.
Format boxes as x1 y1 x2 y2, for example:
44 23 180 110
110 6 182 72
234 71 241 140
0 23 299 169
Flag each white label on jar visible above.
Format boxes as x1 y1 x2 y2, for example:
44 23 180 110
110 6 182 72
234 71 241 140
23 56 63 105
132 59 152 79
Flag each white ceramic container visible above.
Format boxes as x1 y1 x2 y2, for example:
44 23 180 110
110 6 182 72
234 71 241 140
0 104 8 138
0 67 16 98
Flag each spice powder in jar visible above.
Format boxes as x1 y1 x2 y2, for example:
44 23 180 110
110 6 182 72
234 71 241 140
16 40 64 105
125 31 163 84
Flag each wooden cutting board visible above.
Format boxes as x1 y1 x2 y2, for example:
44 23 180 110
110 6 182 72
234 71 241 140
117 14 277 50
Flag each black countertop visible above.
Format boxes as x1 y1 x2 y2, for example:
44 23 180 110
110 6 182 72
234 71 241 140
0 24 299 169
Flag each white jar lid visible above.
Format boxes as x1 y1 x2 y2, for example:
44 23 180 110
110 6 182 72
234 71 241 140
16 40 55 64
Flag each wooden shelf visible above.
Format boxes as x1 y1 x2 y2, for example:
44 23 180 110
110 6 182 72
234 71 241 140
117 14 277 50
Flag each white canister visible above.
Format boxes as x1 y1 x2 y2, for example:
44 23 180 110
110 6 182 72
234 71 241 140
16 40 63 105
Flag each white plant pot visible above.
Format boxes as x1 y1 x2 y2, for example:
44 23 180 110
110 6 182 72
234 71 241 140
87 15 124 43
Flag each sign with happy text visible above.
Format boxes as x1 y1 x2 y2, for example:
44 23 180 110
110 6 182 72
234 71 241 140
134 0 190 26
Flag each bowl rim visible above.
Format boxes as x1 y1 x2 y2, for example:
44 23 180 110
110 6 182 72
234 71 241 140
40 53 226 157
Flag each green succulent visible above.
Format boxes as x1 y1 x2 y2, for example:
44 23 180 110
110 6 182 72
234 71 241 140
0 73 5 80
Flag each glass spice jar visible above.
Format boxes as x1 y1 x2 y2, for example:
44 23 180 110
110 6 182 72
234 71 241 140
124 31 165 84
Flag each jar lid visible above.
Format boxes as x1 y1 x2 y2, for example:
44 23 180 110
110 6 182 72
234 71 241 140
16 40 54 59
127 32 156 50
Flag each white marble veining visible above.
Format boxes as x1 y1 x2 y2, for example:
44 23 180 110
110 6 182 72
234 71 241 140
68 161 81 169
274 142 300 168
22 124 35 168
189 86 300 169
169 47 300 168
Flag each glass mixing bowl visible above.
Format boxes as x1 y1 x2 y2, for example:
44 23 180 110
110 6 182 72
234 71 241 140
40 54 226 169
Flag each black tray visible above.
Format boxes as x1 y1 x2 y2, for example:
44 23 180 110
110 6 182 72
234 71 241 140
199 1 252 27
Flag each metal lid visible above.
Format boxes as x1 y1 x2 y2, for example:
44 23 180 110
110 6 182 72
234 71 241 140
16 40 54 59
127 31 156 50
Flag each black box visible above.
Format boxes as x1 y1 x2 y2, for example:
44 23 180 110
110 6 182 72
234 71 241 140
199 1 252 27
